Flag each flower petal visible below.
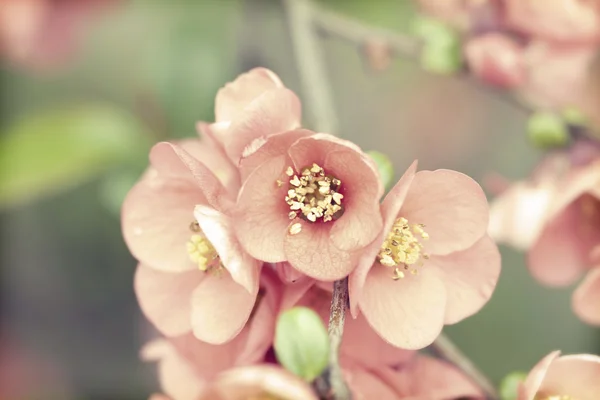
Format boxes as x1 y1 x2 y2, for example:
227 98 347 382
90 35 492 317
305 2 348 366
191 273 257 345
520 350 561 400
401 169 489 255
539 354 600 399
344 367 400 400
288 133 366 173
359 265 446 349
573 268 600 325
194 205 260 294
348 161 418 317
325 150 383 252
225 88 302 163
134 265 202 336
233 155 290 262
430 235 501 324
215 68 283 122
528 204 588 286
284 220 356 281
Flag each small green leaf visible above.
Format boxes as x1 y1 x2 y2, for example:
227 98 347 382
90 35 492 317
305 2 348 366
561 106 588 127
367 150 394 191
0 104 150 208
412 16 463 74
274 307 329 382
499 371 527 400
527 111 570 149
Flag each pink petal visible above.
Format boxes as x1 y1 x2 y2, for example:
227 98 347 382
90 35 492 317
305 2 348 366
225 88 302 164
194 205 260 294
238 129 313 181
284 220 356 281
325 150 383 252
431 235 501 325
528 204 588 286
280 278 316 310
287 133 365 173
348 161 418 317
274 262 306 284
377 355 484 399
520 351 561 400
573 268 600 325
359 265 447 349
134 265 202 336
215 68 283 122
344 367 400 400
401 169 489 255
539 354 600 399
191 273 257 344
122 176 201 272
233 155 290 262
149 142 231 211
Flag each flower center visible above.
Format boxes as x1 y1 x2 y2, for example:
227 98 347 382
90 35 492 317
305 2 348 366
377 217 430 280
186 221 223 273
284 164 344 223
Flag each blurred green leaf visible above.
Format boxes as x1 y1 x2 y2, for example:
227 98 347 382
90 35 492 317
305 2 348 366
412 17 463 74
0 104 150 208
499 371 527 400
527 111 570 149
274 307 329 382
562 106 588 127
367 150 395 191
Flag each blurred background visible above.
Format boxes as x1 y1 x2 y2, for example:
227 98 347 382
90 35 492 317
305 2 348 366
1 0 598 398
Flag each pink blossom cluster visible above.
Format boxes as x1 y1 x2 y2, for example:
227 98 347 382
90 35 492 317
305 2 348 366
418 0 600 111
121 68 503 399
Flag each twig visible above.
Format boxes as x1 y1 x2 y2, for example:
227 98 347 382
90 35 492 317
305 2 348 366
283 0 339 135
326 278 352 400
431 333 499 400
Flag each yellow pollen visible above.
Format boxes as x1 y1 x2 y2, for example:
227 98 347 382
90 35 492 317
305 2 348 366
186 223 223 274
377 217 430 280
284 163 344 223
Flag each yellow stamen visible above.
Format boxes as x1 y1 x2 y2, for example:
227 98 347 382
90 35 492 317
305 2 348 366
377 217 429 280
186 224 223 274
284 163 344 223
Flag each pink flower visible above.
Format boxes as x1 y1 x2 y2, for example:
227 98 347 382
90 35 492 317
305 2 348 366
233 130 384 281
573 266 600 324
349 162 500 349
197 68 302 165
519 351 600 400
465 33 526 88
123 139 262 343
505 0 600 45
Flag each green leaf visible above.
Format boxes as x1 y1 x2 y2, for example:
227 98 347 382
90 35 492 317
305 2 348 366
0 104 150 208
412 16 463 74
527 111 570 149
561 106 588 127
367 150 395 191
274 307 329 382
499 371 527 400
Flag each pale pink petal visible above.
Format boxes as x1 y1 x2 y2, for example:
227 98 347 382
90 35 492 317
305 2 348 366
191 273 257 344
431 235 501 324
149 142 231 211
215 68 283 122
344 368 400 400
134 265 202 336
148 394 171 400
284 220 356 281
238 129 313 181
155 342 207 400
325 150 383 252
196 121 231 151
274 262 306 284
194 205 260 294
401 169 489 255
539 354 600 399
214 365 318 400
233 155 290 262
359 266 446 349
377 355 484 399
236 288 278 365
519 351 561 400
549 161 600 219
348 161 418 317
225 88 302 163
573 268 600 325
122 176 201 272
280 278 316 310
287 133 365 174
528 204 588 286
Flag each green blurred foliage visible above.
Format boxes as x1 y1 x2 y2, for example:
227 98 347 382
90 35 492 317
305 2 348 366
367 150 395 191
499 371 527 400
527 111 570 149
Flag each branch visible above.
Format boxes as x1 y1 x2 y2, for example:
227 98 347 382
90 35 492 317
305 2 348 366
431 333 499 400
326 278 352 400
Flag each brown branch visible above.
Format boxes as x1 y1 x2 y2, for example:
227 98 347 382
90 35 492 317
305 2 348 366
431 333 499 400
325 278 352 400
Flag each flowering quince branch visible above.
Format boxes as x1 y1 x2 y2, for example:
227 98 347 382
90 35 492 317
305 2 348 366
326 279 351 400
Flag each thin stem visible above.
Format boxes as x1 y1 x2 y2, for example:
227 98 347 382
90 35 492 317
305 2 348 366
327 278 352 400
432 333 499 400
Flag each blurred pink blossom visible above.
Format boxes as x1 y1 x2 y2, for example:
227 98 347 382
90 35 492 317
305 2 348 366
505 0 600 45
349 162 500 349
519 351 600 400
465 33 526 88
233 130 384 281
